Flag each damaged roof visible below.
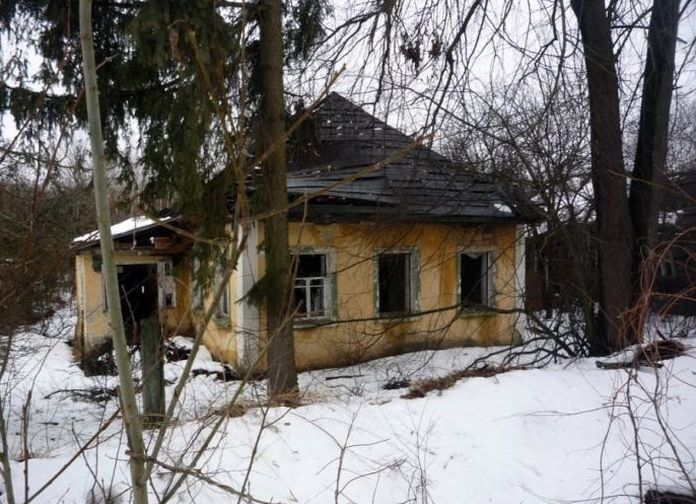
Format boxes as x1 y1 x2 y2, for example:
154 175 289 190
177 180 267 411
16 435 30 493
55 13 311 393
286 92 528 223
71 214 182 252
72 216 173 246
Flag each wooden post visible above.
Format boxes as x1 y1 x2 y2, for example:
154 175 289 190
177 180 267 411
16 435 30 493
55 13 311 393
140 317 164 428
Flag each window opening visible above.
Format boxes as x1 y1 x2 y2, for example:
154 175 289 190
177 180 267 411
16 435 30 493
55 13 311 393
293 254 328 319
378 252 412 315
460 251 493 307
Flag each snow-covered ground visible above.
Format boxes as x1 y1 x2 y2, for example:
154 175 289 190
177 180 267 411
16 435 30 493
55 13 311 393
2 306 696 503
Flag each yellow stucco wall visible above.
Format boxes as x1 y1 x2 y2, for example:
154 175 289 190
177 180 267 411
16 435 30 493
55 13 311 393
195 266 238 366
253 220 521 371
165 263 194 337
76 220 522 372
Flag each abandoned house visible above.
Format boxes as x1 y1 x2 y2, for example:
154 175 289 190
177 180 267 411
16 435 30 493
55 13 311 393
72 93 531 371
525 168 696 316
653 168 696 315
524 221 598 313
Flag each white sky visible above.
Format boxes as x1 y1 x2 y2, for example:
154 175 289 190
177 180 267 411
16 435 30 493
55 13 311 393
2 1 696 163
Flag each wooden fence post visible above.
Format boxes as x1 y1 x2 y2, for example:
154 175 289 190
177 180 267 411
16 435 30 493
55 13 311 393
141 317 164 428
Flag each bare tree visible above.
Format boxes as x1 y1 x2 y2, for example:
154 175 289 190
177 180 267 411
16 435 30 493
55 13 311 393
445 81 598 347
628 0 682 311
571 0 682 352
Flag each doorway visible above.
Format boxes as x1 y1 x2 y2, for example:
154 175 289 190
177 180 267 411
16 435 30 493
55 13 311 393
117 264 158 343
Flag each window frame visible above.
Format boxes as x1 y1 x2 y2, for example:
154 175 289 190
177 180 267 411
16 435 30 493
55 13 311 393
374 247 420 318
158 260 177 309
213 264 231 321
291 248 336 324
457 248 496 311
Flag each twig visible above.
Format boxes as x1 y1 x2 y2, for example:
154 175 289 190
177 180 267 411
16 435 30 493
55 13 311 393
153 458 280 504
25 410 119 504
22 390 32 503
236 404 270 504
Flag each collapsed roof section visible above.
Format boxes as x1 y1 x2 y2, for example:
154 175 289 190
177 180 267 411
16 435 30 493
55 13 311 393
72 216 172 246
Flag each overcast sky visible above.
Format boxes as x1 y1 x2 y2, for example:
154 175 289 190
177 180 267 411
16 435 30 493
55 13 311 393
2 1 696 163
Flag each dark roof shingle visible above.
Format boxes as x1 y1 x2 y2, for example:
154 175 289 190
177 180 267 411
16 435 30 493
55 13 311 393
287 93 526 223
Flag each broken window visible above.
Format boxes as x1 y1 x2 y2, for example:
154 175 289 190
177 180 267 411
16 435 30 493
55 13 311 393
157 261 177 309
293 253 329 319
460 251 494 308
377 252 414 316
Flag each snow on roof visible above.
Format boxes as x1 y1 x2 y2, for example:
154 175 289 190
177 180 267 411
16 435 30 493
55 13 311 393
72 215 171 245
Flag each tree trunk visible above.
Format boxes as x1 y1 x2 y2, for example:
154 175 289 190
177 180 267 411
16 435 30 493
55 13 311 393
629 0 680 299
570 0 634 354
257 0 298 396
79 1 149 502
0 395 16 504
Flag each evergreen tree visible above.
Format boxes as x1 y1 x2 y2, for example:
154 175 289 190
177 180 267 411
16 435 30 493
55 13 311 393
1 0 328 393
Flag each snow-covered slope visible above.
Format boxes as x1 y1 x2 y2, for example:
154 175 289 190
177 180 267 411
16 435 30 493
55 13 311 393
2 307 695 503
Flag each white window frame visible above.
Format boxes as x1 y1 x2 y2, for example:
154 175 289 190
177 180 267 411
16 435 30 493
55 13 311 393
157 260 177 309
291 249 334 322
375 248 419 317
458 248 496 309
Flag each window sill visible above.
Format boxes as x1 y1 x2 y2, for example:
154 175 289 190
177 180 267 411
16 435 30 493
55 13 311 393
293 317 335 329
213 314 231 328
376 312 422 322
458 306 497 318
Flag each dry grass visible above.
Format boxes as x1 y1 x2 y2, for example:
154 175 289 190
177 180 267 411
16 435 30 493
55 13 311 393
402 365 525 399
635 339 686 365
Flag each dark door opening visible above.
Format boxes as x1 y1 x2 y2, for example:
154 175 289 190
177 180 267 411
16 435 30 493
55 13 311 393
117 264 158 344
